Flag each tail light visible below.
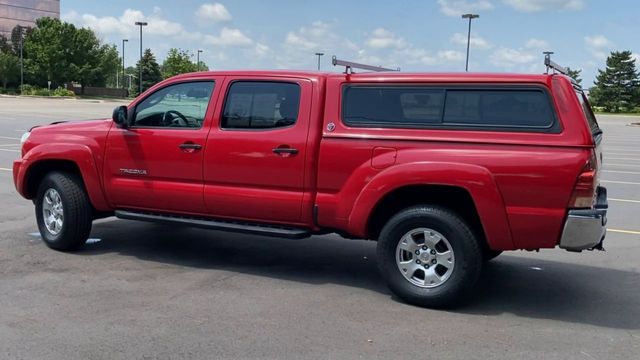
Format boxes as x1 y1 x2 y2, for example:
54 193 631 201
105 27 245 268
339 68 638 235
568 150 598 209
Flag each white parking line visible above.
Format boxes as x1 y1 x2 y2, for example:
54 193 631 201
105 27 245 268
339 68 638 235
605 148 640 152
610 198 640 204
601 180 640 185
605 157 640 162
609 229 640 235
0 167 11 171
603 170 640 175
0 136 19 140
0 149 18 153
605 163 640 168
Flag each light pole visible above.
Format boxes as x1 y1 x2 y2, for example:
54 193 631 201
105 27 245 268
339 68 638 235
197 49 203 71
461 13 479 72
19 27 24 93
122 39 128 95
135 21 148 94
315 52 324 71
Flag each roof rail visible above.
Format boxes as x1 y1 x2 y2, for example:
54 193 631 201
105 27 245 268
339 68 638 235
543 52 568 75
332 56 400 74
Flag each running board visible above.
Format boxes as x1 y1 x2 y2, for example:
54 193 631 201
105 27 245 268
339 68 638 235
115 210 311 239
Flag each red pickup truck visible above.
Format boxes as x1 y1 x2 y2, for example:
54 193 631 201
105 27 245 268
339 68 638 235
13 65 607 307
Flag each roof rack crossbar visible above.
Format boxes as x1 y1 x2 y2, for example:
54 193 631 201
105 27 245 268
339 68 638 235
543 52 568 75
332 56 400 74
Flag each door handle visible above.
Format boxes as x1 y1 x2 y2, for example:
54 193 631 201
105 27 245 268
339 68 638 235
179 143 202 150
272 147 299 155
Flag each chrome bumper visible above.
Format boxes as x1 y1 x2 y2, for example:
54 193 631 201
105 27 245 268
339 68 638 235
559 187 608 252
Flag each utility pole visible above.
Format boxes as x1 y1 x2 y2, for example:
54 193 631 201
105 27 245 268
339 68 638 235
315 52 324 71
197 49 203 71
135 21 148 94
461 13 479 72
122 39 128 96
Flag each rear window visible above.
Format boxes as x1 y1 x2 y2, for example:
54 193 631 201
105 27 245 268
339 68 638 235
342 85 557 131
576 90 601 135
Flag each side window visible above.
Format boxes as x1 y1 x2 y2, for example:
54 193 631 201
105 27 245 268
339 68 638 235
443 90 554 128
133 81 215 128
221 81 300 129
343 87 444 126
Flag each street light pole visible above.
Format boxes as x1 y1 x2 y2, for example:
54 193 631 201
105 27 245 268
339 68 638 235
122 39 128 95
315 52 324 71
19 28 24 93
461 13 479 72
197 49 203 71
135 21 148 94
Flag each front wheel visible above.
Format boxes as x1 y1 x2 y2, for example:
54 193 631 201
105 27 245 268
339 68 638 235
376 206 483 308
35 172 92 251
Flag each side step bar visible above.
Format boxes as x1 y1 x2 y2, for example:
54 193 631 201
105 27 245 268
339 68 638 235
115 210 312 239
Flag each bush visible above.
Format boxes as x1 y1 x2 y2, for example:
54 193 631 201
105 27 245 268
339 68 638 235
0 87 19 95
52 87 75 97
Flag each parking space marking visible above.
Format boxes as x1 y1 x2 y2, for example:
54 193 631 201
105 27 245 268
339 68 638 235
609 228 640 235
606 153 640 157
0 136 19 140
603 170 640 175
610 198 640 204
0 167 11 171
0 149 18 153
605 157 640 162
605 163 640 168
605 148 640 152
601 180 640 185
0 144 19 147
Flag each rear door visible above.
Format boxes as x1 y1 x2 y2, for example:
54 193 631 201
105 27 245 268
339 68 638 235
203 77 313 224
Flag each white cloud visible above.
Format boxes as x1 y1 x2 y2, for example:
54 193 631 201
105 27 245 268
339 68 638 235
525 38 549 49
365 28 407 49
450 32 493 49
584 35 613 49
196 3 232 23
584 35 613 60
253 43 271 57
438 50 465 61
490 47 536 68
437 0 493 17
503 0 584 12
204 27 253 46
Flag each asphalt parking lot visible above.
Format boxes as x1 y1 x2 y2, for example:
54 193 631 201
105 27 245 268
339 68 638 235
0 96 638 359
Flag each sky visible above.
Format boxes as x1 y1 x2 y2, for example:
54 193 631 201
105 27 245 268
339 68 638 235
60 0 640 86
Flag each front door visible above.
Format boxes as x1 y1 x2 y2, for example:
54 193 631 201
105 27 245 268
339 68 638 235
103 80 219 214
203 78 312 224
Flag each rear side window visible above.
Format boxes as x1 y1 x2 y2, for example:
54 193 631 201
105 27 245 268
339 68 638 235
576 90 601 135
221 81 300 129
342 85 557 131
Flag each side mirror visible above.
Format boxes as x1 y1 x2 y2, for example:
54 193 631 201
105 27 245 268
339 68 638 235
112 106 128 127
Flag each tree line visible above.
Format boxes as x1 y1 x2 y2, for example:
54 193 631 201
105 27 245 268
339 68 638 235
0 17 209 96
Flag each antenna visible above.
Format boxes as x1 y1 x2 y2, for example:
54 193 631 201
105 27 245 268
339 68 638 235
543 51 568 75
332 56 400 74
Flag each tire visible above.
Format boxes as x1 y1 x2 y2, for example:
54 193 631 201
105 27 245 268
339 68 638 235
35 171 92 251
376 205 483 308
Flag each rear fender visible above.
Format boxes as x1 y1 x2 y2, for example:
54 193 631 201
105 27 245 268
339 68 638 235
347 162 515 250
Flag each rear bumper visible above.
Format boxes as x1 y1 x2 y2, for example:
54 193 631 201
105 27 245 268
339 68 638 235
559 187 608 252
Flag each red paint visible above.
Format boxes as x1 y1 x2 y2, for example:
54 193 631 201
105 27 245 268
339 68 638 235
13 70 601 251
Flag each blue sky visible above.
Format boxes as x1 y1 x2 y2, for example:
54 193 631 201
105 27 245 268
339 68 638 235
61 0 640 86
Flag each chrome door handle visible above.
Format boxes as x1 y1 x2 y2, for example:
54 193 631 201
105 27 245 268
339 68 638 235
272 147 299 155
179 143 202 150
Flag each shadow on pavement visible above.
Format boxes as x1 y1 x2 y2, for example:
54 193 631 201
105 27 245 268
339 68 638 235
80 220 639 330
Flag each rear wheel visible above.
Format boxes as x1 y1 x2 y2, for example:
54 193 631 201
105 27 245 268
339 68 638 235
376 205 483 308
35 172 92 251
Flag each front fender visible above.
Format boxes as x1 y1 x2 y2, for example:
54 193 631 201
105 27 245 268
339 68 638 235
346 162 515 250
16 143 110 211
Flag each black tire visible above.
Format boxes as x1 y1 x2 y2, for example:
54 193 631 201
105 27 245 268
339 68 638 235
376 205 483 308
35 171 92 251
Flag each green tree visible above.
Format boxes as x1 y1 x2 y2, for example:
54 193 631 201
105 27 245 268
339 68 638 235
11 25 32 55
23 17 75 86
0 50 20 88
135 48 162 95
162 48 198 79
0 35 11 53
196 61 209 72
590 50 640 112
566 67 582 85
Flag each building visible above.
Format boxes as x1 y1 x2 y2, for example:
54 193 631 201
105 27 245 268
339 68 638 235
0 0 60 39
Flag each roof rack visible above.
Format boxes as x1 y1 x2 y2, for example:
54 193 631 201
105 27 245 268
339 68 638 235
543 52 568 75
332 56 400 74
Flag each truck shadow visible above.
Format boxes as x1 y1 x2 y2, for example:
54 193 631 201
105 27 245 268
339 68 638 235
83 221 639 330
